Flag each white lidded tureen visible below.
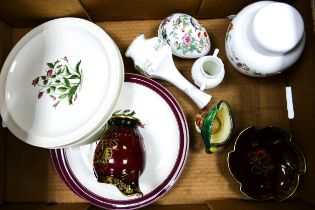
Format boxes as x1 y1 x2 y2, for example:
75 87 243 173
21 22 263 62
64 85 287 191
225 1 305 77
0 18 124 148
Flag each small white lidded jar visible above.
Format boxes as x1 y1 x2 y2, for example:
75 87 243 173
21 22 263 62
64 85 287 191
192 49 225 90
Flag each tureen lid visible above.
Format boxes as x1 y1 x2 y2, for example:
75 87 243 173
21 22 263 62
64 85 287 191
0 18 124 148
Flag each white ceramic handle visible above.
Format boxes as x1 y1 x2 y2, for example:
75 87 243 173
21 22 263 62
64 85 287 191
213 48 219 57
200 82 206 91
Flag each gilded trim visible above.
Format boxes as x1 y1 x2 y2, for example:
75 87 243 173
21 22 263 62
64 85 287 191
98 175 143 197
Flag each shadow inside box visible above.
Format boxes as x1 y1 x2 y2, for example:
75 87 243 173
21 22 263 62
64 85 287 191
4 133 55 203
214 135 244 197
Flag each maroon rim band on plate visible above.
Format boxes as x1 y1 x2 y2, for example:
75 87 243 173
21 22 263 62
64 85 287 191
50 73 189 209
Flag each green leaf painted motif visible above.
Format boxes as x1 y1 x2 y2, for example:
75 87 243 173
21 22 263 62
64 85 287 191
64 77 70 87
59 94 68 99
75 60 81 75
56 68 62 75
47 63 54 68
69 75 80 79
50 86 56 92
68 95 73 105
65 66 71 75
58 87 68 93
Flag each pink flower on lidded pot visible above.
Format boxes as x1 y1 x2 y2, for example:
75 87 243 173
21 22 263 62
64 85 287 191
158 13 211 59
182 33 192 46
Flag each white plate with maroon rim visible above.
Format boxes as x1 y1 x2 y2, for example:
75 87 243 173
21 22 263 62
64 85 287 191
51 73 189 209
0 17 124 148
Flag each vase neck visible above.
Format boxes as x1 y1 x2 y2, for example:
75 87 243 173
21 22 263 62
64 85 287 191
125 34 145 58
109 116 142 128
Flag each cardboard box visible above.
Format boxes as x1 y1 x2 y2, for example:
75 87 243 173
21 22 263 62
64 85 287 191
0 0 314 209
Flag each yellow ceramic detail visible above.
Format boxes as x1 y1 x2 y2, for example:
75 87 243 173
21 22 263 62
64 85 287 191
209 147 217 153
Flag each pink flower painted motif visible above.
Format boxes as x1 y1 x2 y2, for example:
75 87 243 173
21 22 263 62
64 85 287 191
46 69 53 78
53 101 60 108
32 77 39 87
38 91 44 99
161 16 171 27
32 56 83 108
182 33 192 46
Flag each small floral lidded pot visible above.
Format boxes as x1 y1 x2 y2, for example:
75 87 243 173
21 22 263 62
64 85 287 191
158 13 211 59
93 110 145 197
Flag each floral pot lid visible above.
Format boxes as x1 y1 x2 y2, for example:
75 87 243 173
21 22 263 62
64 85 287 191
0 18 124 148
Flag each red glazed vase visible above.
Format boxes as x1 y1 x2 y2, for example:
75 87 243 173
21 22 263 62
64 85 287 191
93 115 145 197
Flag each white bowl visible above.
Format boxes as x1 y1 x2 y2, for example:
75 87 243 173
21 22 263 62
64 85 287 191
0 18 124 148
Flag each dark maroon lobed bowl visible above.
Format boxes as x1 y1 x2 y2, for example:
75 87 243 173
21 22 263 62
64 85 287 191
228 126 306 201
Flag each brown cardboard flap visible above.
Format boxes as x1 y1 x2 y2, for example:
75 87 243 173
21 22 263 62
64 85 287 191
0 0 88 27
80 0 202 21
0 126 7 205
286 0 315 205
0 20 11 206
197 0 254 18
0 21 11 69
207 199 315 210
5 134 84 203
0 203 90 210
90 203 210 210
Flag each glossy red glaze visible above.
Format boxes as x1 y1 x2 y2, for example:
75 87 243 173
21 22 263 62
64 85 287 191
93 116 145 197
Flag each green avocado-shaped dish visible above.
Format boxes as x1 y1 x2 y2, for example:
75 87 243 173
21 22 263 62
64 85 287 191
195 100 234 153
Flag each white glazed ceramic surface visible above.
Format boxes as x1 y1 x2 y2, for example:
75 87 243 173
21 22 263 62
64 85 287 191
192 49 225 90
0 18 124 148
126 34 212 109
51 73 189 209
225 1 305 77
158 13 211 59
